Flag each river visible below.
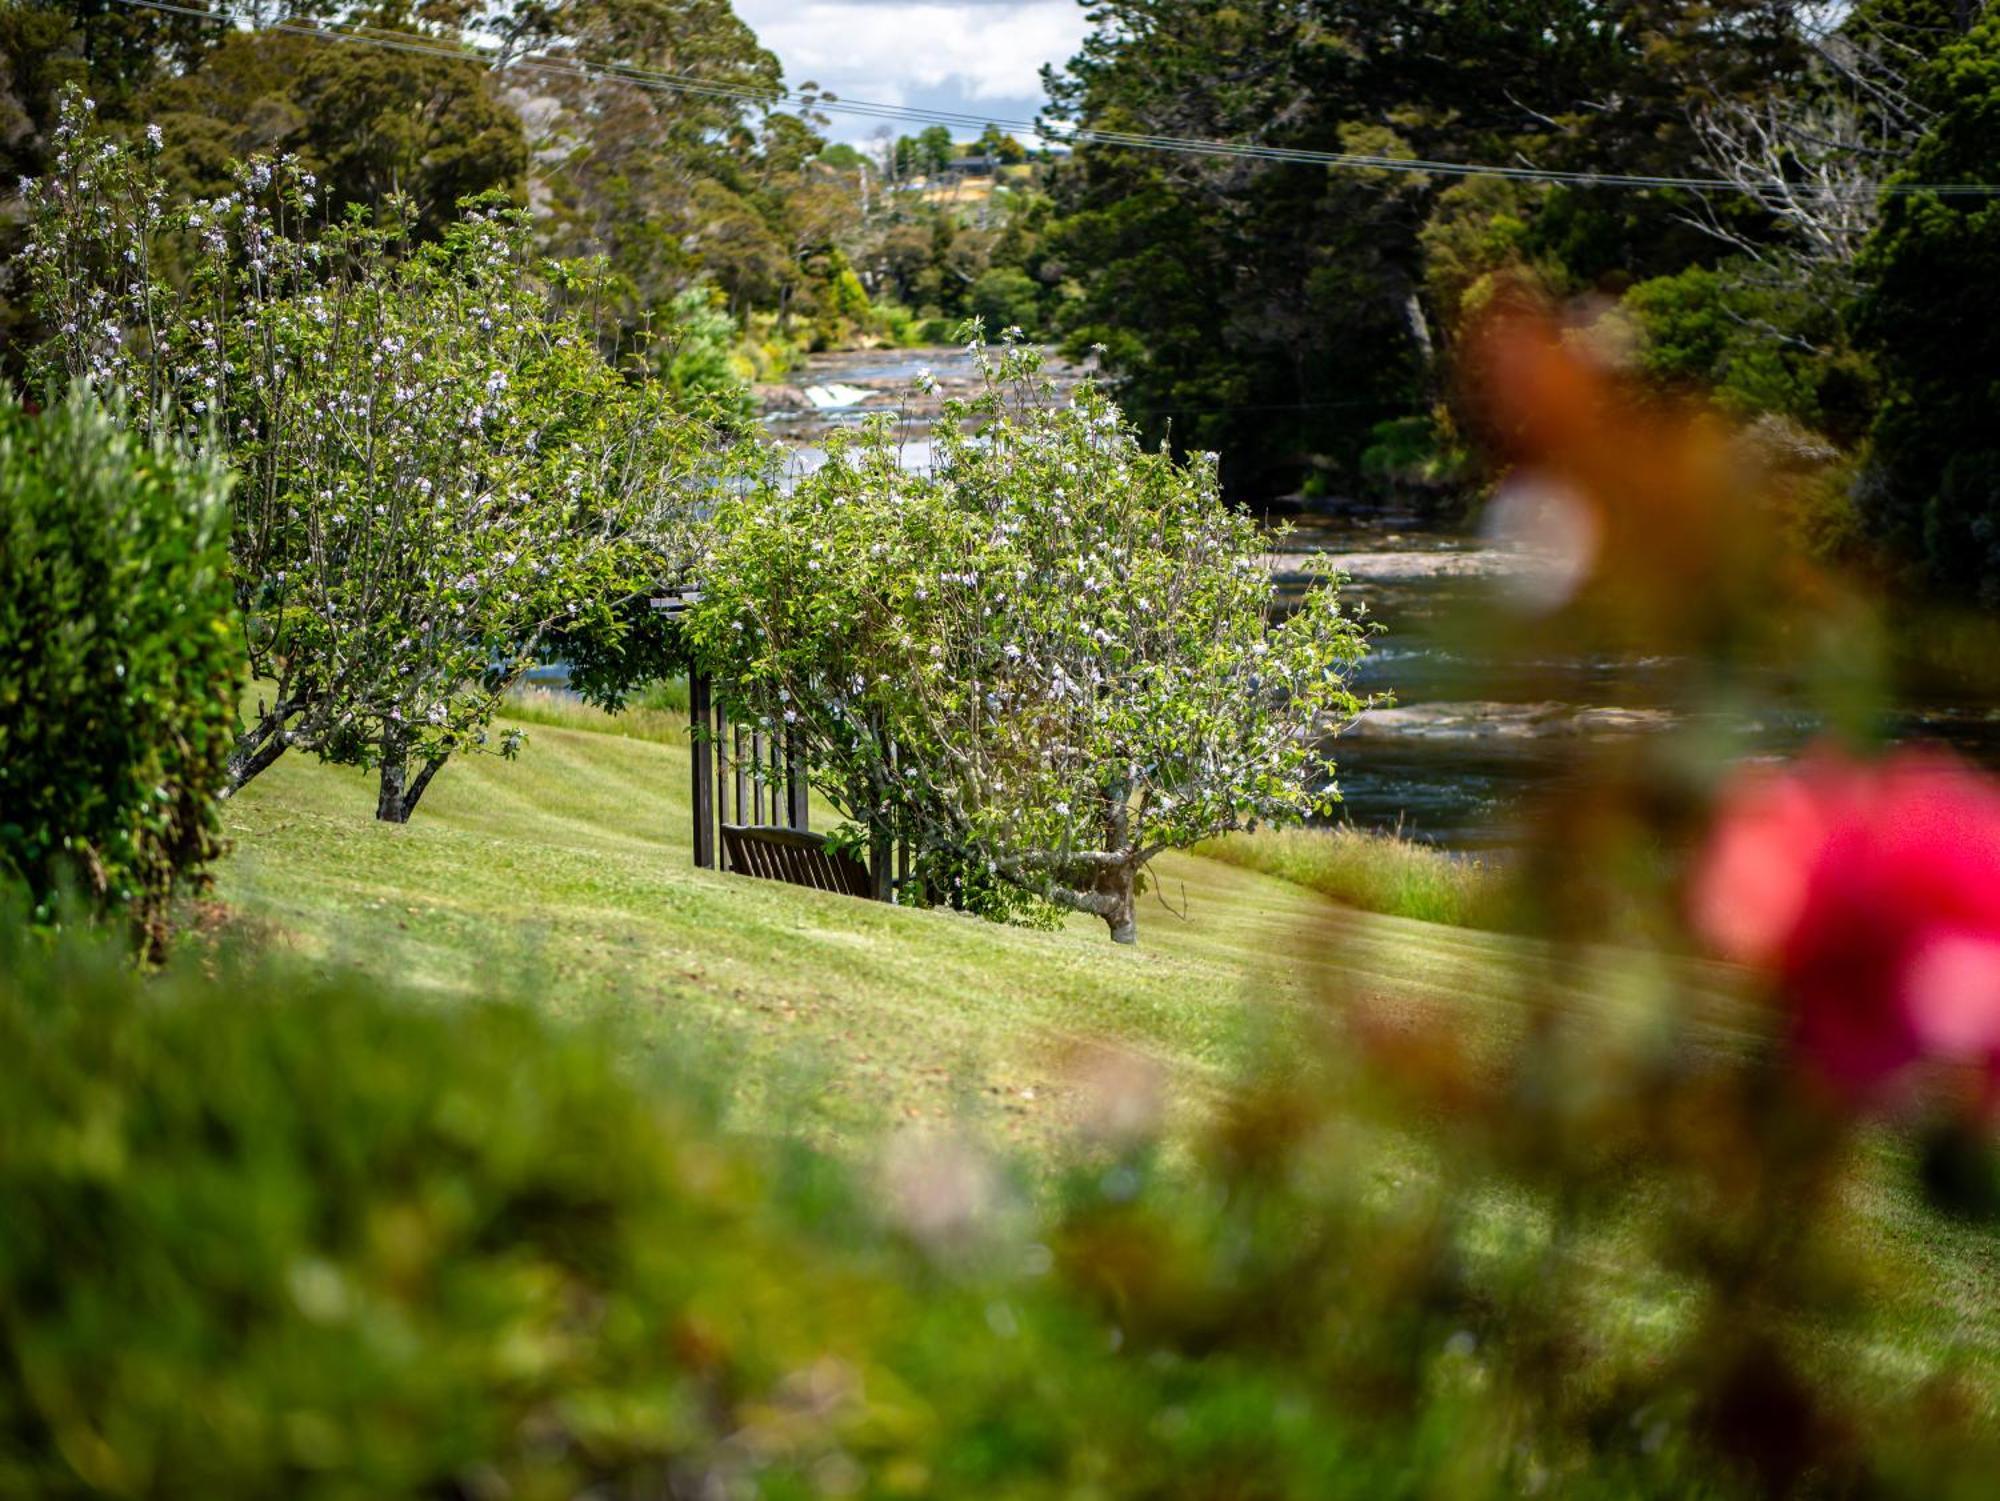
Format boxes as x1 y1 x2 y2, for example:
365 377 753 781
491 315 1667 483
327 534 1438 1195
763 346 2000 851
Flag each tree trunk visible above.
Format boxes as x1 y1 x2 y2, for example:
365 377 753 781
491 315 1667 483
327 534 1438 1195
376 738 411 823
1096 863 1138 945
376 725 446 823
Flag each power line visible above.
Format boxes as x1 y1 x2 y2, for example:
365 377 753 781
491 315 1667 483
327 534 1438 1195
104 0 2000 200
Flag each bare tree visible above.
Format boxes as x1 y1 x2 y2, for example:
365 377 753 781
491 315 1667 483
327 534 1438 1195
1684 15 1934 280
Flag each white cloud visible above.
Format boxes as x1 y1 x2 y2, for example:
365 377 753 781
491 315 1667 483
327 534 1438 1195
735 0 1091 137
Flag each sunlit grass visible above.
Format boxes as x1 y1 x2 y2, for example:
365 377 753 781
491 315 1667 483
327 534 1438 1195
502 681 688 745
1194 824 1502 928
212 702 1627 1155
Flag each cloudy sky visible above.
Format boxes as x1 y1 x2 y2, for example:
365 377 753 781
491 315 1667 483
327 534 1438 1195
733 0 1094 146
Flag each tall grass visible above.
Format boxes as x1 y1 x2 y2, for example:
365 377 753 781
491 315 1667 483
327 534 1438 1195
502 682 687 746
1193 824 1501 929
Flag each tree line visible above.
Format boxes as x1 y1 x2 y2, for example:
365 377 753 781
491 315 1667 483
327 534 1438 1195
0 0 1070 380
8 0 1997 612
1039 0 2000 606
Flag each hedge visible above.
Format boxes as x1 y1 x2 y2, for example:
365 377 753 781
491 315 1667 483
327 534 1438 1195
0 388 242 956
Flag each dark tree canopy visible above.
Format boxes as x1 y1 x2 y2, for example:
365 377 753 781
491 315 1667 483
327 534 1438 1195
1855 12 2000 603
1041 0 1809 496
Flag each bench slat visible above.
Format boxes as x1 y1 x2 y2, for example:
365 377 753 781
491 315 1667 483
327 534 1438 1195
721 824 874 900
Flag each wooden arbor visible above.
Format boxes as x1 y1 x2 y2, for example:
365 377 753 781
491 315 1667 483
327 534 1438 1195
655 587 890 901
685 666 805 860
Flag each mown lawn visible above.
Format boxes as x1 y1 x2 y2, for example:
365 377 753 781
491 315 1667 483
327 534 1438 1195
212 704 2000 1403
217 703 1605 1152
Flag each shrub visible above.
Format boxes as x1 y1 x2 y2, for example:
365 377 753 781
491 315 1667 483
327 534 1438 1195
661 283 756 421
689 338 1369 943
1621 263 1870 441
872 300 924 346
0 917 880 1498
1358 409 1471 495
0 387 241 958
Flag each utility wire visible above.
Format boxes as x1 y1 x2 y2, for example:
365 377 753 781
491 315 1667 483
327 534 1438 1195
105 0 2000 199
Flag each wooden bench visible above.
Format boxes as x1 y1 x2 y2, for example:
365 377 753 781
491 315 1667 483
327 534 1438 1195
720 824 875 899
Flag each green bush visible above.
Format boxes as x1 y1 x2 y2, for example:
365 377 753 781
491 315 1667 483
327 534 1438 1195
688 339 1368 943
663 284 756 421
1622 264 1868 440
0 918 874 1498
967 266 1045 339
872 301 925 347
1358 410 1471 494
0 388 241 957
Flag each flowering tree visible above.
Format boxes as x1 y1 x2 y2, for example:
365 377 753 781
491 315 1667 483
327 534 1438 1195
23 93 732 820
688 338 1369 942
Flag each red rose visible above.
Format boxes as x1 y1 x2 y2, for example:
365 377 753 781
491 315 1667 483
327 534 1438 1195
1694 751 2000 1097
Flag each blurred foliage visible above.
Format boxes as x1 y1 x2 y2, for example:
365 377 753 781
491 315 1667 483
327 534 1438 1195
0 386 241 960
5 870 2000 1496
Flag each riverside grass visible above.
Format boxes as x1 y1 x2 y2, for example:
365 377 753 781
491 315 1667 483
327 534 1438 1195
1194 824 1500 929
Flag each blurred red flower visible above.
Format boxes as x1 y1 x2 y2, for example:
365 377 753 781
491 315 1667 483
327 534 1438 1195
1693 751 2000 1096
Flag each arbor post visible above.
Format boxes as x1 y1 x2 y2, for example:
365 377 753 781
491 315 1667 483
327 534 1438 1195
869 819 894 902
689 670 716 869
786 728 809 832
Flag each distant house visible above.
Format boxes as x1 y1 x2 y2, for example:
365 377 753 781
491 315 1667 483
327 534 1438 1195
945 155 997 178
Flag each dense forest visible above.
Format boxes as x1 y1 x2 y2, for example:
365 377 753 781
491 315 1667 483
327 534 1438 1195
1044 0 2000 606
4 0 1999 602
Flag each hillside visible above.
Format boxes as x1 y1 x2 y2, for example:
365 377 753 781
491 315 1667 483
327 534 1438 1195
211 705 2000 1397
215 705 1734 1151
